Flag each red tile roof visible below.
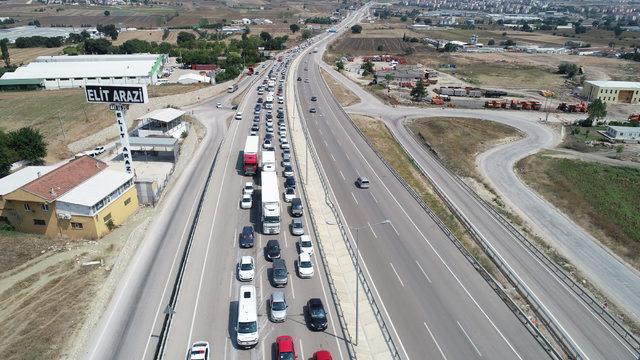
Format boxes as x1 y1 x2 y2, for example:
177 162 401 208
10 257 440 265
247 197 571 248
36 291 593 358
21 156 106 201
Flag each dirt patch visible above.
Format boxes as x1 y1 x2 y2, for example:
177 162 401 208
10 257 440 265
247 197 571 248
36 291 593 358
320 68 360 107
408 117 523 180
147 83 209 97
516 154 640 271
0 231 68 275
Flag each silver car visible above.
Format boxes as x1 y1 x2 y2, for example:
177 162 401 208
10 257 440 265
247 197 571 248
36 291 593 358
270 291 287 322
291 218 304 236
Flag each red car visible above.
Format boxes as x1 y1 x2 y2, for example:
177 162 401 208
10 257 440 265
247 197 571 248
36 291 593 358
313 350 332 360
276 335 297 360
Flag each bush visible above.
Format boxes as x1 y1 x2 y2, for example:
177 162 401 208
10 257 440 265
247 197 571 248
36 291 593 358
351 24 362 34
558 62 579 78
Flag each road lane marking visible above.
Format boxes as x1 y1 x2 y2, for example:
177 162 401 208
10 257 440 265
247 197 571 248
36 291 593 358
323 139 328 147
351 192 358 205
283 230 289 248
424 321 448 360
186 114 240 348
330 153 336 161
224 338 228 359
415 260 432 283
457 321 482 357
370 192 378 203
345 153 350 161
368 221 378 238
258 233 262 249
390 263 404 287
389 220 399 236
228 273 233 298
299 339 305 360
289 274 296 299
339 170 346 181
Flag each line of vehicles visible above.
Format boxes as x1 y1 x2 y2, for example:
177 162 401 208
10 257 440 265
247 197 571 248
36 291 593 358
189 46 333 360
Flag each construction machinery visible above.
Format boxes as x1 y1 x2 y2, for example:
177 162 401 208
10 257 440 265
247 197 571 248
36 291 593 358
557 102 587 113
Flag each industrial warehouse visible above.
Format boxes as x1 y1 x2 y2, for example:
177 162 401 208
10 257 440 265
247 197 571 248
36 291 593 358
582 80 640 104
0 53 167 90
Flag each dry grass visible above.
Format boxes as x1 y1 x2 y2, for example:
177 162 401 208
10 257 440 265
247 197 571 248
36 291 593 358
0 231 68 274
147 83 208 97
320 68 360 107
8 47 64 65
0 89 113 162
517 154 640 271
408 117 522 180
112 29 176 45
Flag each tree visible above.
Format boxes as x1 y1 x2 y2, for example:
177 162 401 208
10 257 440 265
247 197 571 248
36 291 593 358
351 24 362 34
587 98 607 121
97 24 118 40
487 39 495 46
289 24 300 33
177 31 196 46
0 38 10 67
336 60 345 71
104 10 110 16
360 60 374 76
301 29 312 39
260 31 272 42
442 42 459 52
377 44 384 51
410 79 426 101
400 15 407 22
614 26 624 37
84 38 113 54
0 130 15 178
558 62 579 78
384 73 394 85
8 127 47 164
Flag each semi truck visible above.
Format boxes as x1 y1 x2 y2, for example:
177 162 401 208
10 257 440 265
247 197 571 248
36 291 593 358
261 171 281 234
261 150 276 172
243 135 260 175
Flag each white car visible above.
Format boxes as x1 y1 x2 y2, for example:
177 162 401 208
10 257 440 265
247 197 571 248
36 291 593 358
188 341 210 360
278 130 287 138
235 112 243 120
279 124 287 131
284 187 295 202
298 235 314 255
216 102 222 108
240 193 252 209
244 182 254 196
280 141 290 150
266 126 274 134
238 256 255 281
297 252 314 278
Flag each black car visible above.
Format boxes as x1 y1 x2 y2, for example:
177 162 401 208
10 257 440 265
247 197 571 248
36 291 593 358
285 176 296 189
232 105 238 110
257 97 264 103
240 226 255 248
311 96 317 101
251 124 259 132
297 77 302 81
277 112 284 119
306 298 328 331
265 133 273 141
265 239 281 260
309 108 316 113
291 198 303 217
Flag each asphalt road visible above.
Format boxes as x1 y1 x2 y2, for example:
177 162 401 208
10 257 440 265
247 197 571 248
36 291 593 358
294 22 551 360
315 46 640 358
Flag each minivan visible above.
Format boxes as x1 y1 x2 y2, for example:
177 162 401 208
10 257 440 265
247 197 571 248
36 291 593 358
236 285 258 348
291 198 303 217
272 259 289 287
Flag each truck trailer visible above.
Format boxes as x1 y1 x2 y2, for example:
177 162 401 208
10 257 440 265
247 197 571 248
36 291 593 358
261 171 281 234
261 150 276 171
243 136 259 175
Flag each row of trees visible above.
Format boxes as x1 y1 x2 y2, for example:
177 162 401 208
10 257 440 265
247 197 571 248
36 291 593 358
0 127 47 178
304 17 335 24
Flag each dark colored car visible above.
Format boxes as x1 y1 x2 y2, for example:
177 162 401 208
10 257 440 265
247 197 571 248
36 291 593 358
309 108 316 113
265 239 281 260
257 97 263 103
306 298 328 331
311 96 317 101
239 226 255 248
251 124 259 132
291 198 303 217
232 105 238 110
285 176 296 189
272 259 289 287
277 112 284 119
264 133 273 141
297 77 302 81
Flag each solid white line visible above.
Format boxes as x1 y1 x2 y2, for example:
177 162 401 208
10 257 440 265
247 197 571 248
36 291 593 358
331 153 336 161
299 339 305 360
224 338 228 360
415 260 432 283
351 192 358 205
424 321 448 360
289 274 296 299
390 263 404 287
186 118 240 348
228 274 233 298
232 232 236 248
457 321 482 357
139 195 200 359
258 233 262 249
389 220 399 236
339 170 346 180
283 229 289 248
368 221 378 238
370 192 378 203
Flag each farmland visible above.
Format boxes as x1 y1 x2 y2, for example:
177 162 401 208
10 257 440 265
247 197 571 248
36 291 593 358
517 155 640 270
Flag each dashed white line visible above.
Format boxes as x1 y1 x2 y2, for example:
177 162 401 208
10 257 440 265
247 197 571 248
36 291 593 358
368 221 378 238
370 192 378 203
424 321 448 360
415 260 432 283
389 220 399 236
228 274 233 298
351 192 358 205
224 339 228 359
330 153 336 161
339 170 346 180
283 230 288 248
323 139 328 147
289 274 296 299
457 321 482 357
389 263 404 287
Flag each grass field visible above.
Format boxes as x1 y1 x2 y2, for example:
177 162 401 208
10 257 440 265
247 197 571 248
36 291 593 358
517 155 640 270
0 90 112 162
320 68 360 107
408 117 522 180
8 47 63 65
147 83 208 97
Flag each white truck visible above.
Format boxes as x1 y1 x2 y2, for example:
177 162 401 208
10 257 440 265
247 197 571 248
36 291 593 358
227 84 238 93
261 150 276 172
264 95 274 109
261 171 281 234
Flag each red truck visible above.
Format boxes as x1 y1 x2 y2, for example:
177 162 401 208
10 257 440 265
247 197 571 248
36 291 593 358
247 67 254 75
243 135 260 175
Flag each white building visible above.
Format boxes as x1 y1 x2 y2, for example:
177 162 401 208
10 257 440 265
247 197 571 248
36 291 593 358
177 73 211 84
600 126 640 143
0 54 166 90
135 108 188 139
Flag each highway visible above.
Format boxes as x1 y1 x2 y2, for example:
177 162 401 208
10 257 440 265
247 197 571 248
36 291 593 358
311 31 640 359
294 22 551 360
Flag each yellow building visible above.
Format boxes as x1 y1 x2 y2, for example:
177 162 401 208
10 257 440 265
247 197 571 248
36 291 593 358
0 156 138 239
582 80 640 104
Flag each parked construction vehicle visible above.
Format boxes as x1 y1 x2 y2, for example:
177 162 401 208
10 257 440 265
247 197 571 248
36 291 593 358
539 90 555 97
431 96 445 105
629 113 640 124
485 100 541 110
557 102 587 113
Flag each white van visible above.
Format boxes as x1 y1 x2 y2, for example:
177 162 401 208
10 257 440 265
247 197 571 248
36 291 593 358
235 111 243 120
236 285 258 348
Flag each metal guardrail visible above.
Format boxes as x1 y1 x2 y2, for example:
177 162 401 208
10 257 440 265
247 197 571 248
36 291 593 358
405 128 640 357
286 49 358 360
303 62 402 359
